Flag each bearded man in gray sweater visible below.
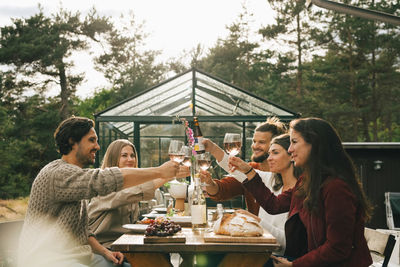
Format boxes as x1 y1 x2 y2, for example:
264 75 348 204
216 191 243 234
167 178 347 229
18 116 188 267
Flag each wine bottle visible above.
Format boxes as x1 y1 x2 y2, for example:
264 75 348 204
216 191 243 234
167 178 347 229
193 117 205 154
191 177 207 230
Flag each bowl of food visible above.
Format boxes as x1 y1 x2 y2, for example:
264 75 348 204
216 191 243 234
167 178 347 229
168 181 187 199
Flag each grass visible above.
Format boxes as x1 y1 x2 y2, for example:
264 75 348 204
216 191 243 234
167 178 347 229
0 197 29 223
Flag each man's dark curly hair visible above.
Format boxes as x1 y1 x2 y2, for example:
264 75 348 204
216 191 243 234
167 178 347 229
54 116 94 155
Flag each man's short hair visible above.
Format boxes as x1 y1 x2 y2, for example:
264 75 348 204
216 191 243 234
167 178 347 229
255 117 286 138
54 116 94 155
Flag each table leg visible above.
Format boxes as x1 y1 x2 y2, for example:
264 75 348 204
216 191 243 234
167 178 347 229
179 253 194 267
124 253 173 267
218 252 271 267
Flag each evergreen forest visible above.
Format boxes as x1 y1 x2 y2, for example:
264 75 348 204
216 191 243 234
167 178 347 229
1 1 400 198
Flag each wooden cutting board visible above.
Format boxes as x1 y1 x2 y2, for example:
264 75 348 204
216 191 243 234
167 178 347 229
143 232 186 243
203 230 277 243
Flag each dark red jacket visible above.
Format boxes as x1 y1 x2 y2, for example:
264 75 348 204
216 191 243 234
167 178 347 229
243 174 372 267
208 162 261 215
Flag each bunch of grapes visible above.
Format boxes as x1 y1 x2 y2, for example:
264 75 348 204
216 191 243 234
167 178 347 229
145 218 182 237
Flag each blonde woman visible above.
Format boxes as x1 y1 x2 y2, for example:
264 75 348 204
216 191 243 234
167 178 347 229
87 139 170 248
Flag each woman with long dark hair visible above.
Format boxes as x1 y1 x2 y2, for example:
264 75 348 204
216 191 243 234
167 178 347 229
229 118 372 267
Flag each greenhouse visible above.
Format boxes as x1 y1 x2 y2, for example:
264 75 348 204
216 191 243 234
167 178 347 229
94 68 300 170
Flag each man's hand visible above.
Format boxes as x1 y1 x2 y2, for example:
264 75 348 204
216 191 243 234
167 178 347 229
175 165 190 179
202 138 225 162
103 249 124 265
202 138 217 153
87 236 124 265
158 160 180 179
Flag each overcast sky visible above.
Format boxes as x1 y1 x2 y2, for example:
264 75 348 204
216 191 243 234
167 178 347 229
0 0 275 98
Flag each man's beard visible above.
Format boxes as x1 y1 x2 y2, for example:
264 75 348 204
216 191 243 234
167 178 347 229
251 152 268 163
76 148 95 167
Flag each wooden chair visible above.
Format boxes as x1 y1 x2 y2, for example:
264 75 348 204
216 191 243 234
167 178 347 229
364 227 396 267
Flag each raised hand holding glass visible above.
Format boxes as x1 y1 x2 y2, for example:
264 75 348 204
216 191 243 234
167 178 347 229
168 140 185 163
223 133 242 156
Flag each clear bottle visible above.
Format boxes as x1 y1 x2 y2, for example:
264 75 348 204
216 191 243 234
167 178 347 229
193 117 205 154
191 177 207 229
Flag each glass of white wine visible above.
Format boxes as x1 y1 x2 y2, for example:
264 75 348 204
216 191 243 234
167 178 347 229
168 140 185 164
168 140 185 182
223 133 242 174
223 133 242 156
182 146 192 167
194 152 212 188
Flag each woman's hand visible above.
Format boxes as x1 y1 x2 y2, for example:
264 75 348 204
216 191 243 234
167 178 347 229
199 170 219 195
228 156 252 173
271 255 292 267
103 249 124 265
199 170 214 185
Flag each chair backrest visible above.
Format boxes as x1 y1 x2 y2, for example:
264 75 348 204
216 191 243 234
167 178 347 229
385 192 400 230
0 220 24 266
365 227 396 267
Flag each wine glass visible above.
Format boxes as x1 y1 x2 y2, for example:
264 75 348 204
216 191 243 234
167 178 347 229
223 133 242 156
168 140 185 182
195 152 212 188
168 140 185 164
196 152 212 171
182 146 192 167
223 133 242 174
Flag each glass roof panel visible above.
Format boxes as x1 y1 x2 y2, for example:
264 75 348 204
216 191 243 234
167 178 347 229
196 72 293 116
195 91 236 115
101 71 193 116
98 69 297 120
98 69 297 119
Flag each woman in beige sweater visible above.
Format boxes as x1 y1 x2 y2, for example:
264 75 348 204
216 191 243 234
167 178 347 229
87 139 167 248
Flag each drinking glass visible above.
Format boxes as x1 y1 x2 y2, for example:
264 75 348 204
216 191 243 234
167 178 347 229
223 133 242 174
168 140 185 182
168 140 185 164
182 146 192 167
194 152 212 188
223 133 242 156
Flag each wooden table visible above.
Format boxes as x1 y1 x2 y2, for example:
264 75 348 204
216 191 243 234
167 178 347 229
111 228 281 267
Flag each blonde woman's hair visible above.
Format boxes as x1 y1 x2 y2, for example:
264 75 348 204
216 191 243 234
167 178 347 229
101 139 138 169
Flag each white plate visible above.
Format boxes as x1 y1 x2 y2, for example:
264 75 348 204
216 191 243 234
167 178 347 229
122 224 148 233
154 207 167 214
142 213 164 219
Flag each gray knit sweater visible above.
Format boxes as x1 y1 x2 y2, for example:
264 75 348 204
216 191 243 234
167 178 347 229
18 159 123 267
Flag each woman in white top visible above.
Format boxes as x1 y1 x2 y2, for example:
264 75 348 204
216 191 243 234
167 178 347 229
259 134 301 253
201 134 300 254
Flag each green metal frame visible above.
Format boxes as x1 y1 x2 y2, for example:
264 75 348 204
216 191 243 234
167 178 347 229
94 68 300 167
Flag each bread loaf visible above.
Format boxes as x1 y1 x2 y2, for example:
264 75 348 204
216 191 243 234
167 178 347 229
213 211 263 237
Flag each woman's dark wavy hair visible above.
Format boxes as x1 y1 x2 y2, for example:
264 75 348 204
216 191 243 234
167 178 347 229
54 116 94 155
290 117 372 220
270 134 302 192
